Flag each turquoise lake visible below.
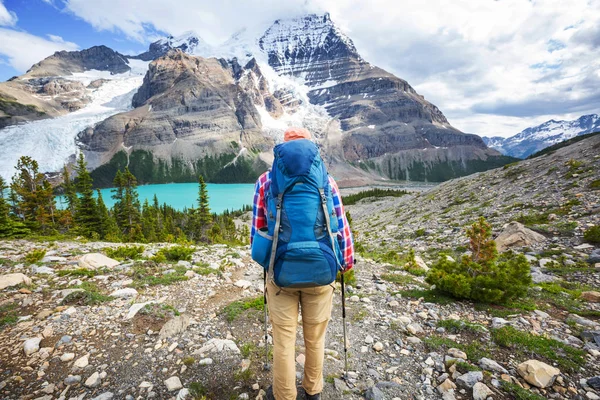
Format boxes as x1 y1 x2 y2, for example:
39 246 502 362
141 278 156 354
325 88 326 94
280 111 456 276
56 183 255 213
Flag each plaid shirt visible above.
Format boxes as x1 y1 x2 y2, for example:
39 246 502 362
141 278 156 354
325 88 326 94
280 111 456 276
251 170 354 271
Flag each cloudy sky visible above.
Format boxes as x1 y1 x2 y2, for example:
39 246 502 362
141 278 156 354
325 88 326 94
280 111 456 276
0 0 599 138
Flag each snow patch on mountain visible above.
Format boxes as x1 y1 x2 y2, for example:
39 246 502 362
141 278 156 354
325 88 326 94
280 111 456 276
0 63 148 181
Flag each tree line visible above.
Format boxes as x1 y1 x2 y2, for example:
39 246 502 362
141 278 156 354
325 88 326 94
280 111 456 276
0 154 250 244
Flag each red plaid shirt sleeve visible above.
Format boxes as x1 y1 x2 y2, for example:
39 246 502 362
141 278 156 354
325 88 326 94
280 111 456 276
250 171 354 271
250 171 270 246
329 176 355 271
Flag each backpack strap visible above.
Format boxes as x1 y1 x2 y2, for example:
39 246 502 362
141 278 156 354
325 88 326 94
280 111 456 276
267 193 283 282
319 187 342 271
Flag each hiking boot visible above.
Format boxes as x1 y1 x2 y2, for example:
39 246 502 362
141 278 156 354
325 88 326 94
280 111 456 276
265 385 275 400
298 387 321 400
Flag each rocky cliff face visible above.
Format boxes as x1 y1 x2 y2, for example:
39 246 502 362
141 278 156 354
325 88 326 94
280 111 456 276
0 46 133 129
255 13 500 183
77 50 272 185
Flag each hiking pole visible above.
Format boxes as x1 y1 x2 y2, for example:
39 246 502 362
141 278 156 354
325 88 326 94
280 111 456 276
263 269 270 371
340 272 349 380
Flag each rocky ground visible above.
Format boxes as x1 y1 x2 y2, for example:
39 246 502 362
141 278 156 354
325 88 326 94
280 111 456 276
0 136 599 400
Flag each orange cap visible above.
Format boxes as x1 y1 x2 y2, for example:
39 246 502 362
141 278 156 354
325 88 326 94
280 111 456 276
283 127 311 142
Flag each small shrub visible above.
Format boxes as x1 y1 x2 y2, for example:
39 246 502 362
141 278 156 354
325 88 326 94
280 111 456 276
105 245 144 260
414 228 426 237
25 249 46 264
584 225 600 244
426 217 531 304
182 356 195 366
188 381 208 399
437 319 486 334
157 245 195 262
129 262 188 288
222 297 264 322
56 268 100 278
590 179 600 190
62 282 113 305
0 303 19 329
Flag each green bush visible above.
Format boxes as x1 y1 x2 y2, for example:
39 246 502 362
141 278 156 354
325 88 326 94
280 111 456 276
336 268 356 286
25 249 46 264
426 217 531 304
156 245 195 262
584 225 600 244
105 245 144 260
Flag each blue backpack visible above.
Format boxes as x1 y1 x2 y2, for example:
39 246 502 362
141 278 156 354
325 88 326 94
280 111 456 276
252 139 344 288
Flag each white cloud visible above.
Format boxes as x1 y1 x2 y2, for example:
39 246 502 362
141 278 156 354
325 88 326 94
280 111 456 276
61 0 600 138
0 0 17 27
0 28 79 72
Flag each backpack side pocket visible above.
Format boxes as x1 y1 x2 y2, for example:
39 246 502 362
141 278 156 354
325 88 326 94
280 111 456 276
251 228 273 270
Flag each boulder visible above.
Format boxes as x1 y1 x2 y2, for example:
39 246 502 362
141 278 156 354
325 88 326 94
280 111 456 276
479 357 508 374
456 371 483 389
472 382 493 400
581 291 600 303
194 338 240 354
495 222 546 252
517 360 560 388
0 273 32 290
84 371 102 388
164 376 183 392
78 253 120 270
23 337 42 356
159 315 192 339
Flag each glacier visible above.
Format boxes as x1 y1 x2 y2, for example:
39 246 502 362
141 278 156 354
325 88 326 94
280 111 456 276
0 60 148 182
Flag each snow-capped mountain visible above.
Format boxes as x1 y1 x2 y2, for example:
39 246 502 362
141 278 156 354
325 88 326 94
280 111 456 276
0 13 511 186
484 114 600 158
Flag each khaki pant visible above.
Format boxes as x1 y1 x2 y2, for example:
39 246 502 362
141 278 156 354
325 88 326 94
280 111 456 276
266 279 334 400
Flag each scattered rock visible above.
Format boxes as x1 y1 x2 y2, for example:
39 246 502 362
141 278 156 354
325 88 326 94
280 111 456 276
479 357 508 374
60 353 75 362
581 291 600 303
164 376 183 392
73 354 89 369
0 273 31 290
472 382 493 400
364 385 385 400
79 253 120 270
23 337 42 356
495 222 546 252
456 371 483 389
85 371 102 388
517 360 561 388
109 288 139 298
159 315 192 339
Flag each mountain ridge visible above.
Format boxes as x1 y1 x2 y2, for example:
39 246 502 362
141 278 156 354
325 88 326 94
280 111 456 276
483 113 600 158
1 13 511 186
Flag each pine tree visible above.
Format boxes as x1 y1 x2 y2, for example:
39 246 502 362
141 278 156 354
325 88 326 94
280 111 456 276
74 153 100 237
62 165 78 214
192 175 212 241
10 156 56 233
112 167 143 241
97 189 119 241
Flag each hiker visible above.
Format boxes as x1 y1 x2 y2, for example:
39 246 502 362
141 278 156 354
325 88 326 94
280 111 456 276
250 127 354 400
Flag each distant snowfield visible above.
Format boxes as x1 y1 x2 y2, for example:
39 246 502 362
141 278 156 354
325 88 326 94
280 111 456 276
0 60 148 182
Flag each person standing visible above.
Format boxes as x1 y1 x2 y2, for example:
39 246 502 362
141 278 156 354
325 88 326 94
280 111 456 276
251 127 354 400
